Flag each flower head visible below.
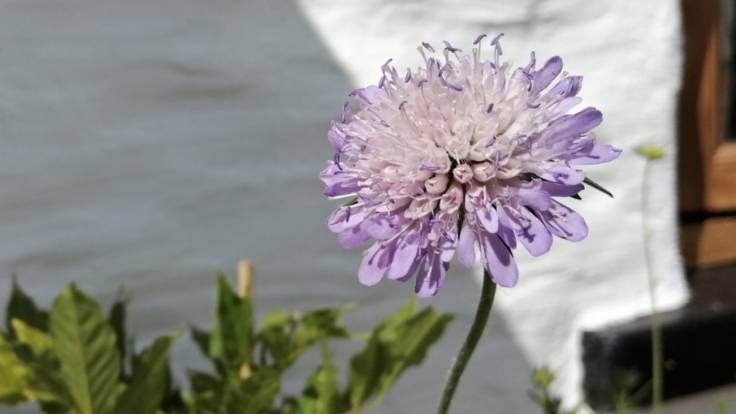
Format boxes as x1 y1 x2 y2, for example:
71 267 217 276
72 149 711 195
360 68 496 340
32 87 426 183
321 36 621 297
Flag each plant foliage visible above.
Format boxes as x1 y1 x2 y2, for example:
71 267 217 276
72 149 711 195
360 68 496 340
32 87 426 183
0 273 452 414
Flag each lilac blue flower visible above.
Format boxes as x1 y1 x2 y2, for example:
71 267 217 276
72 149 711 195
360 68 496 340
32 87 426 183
321 35 621 297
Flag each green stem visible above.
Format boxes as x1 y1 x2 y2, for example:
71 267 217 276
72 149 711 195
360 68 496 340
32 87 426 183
437 271 497 414
641 160 662 413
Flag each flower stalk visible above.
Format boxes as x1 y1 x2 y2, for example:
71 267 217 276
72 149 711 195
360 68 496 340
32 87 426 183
637 147 664 413
437 272 497 414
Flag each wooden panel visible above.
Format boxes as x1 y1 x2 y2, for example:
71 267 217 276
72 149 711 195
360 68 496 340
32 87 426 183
679 0 736 212
682 216 736 267
679 0 736 268
709 143 736 209
679 0 719 212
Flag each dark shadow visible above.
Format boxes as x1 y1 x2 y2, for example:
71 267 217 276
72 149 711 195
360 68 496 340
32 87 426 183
677 0 710 215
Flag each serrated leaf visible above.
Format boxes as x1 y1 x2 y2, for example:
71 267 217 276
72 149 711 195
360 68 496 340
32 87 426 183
115 334 178 414
4 327 71 406
6 277 48 336
294 307 350 347
24 365 71 405
50 284 121 414
11 318 54 357
187 369 280 414
0 335 31 403
223 368 280 414
257 306 350 373
347 299 453 409
211 274 253 372
255 311 294 368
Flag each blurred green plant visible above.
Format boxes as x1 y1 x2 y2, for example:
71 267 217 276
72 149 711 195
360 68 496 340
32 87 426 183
529 367 729 414
528 367 580 414
0 274 453 414
528 367 641 414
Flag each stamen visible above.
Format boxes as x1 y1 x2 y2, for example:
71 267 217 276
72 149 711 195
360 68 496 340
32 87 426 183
443 40 461 53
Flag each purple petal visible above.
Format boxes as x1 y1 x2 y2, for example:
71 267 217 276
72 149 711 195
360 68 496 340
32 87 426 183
363 214 401 240
358 243 389 286
517 184 552 211
517 209 552 256
480 234 518 287
530 56 562 96
337 225 371 249
327 122 347 151
538 201 588 241
540 181 584 198
541 107 602 142
414 254 446 298
554 96 582 114
569 144 622 165
545 75 582 100
327 205 369 232
387 236 421 280
323 180 360 198
320 164 361 198
477 206 499 233
495 207 518 249
539 165 585 185
457 221 476 267
354 85 385 106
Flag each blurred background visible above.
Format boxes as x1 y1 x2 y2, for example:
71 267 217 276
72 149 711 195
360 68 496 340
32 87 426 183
0 0 734 412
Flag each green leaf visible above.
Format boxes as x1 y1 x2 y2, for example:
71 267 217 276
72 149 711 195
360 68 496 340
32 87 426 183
186 368 280 414
222 368 280 414
256 306 350 372
185 370 224 414
0 334 32 403
294 344 345 414
6 277 49 336
255 310 294 367
211 274 254 372
347 299 453 409
293 307 351 348
4 324 71 407
115 334 179 414
188 370 221 394
11 318 54 357
190 325 212 360
108 292 128 363
50 283 121 414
